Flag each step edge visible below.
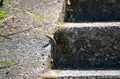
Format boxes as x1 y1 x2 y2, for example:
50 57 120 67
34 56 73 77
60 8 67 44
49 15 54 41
42 70 120 78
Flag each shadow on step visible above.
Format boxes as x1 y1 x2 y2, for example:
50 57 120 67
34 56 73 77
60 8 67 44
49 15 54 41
52 26 120 70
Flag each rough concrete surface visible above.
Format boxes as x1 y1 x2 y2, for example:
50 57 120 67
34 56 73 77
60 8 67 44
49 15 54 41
53 26 120 69
0 0 64 79
0 0 120 79
0 36 51 79
42 70 120 79
65 0 120 22
0 0 64 41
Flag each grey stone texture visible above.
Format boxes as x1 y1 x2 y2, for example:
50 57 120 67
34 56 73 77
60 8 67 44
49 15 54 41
42 70 120 79
65 0 120 22
0 0 64 79
53 26 120 69
0 36 51 79
0 0 120 79
0 0 64 41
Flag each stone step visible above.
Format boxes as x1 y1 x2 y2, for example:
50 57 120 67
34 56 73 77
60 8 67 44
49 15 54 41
60 22 120 27
41 25 120 79
41 70 120 79
64 0 120 22
53 26 120 70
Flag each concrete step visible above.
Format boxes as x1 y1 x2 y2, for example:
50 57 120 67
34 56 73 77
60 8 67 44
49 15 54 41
42 25 120 79
53 25 120 70
41 70 120 79
60 22 120 27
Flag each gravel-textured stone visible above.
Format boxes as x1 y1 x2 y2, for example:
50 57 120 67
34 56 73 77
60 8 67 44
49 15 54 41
65 0 120 22
54 26 120 69
0 0 65 78
1 0 120 79
42 70 120 79
0 36 51 79
0 0 64 41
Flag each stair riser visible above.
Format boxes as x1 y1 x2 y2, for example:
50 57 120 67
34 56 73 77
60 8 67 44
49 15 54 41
53 27 120 69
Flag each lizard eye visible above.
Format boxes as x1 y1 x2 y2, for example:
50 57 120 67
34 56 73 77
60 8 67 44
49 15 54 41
42 43 51 52
42 43 50 48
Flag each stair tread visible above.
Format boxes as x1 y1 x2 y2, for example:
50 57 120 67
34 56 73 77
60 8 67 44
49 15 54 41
42 70 120 78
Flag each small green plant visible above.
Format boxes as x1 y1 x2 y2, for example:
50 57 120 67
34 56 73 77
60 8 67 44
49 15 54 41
15 8 47 22
0 10 9 18
9 0 13 3
66 0 76 22
0 0 47 24
0 60 18 65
